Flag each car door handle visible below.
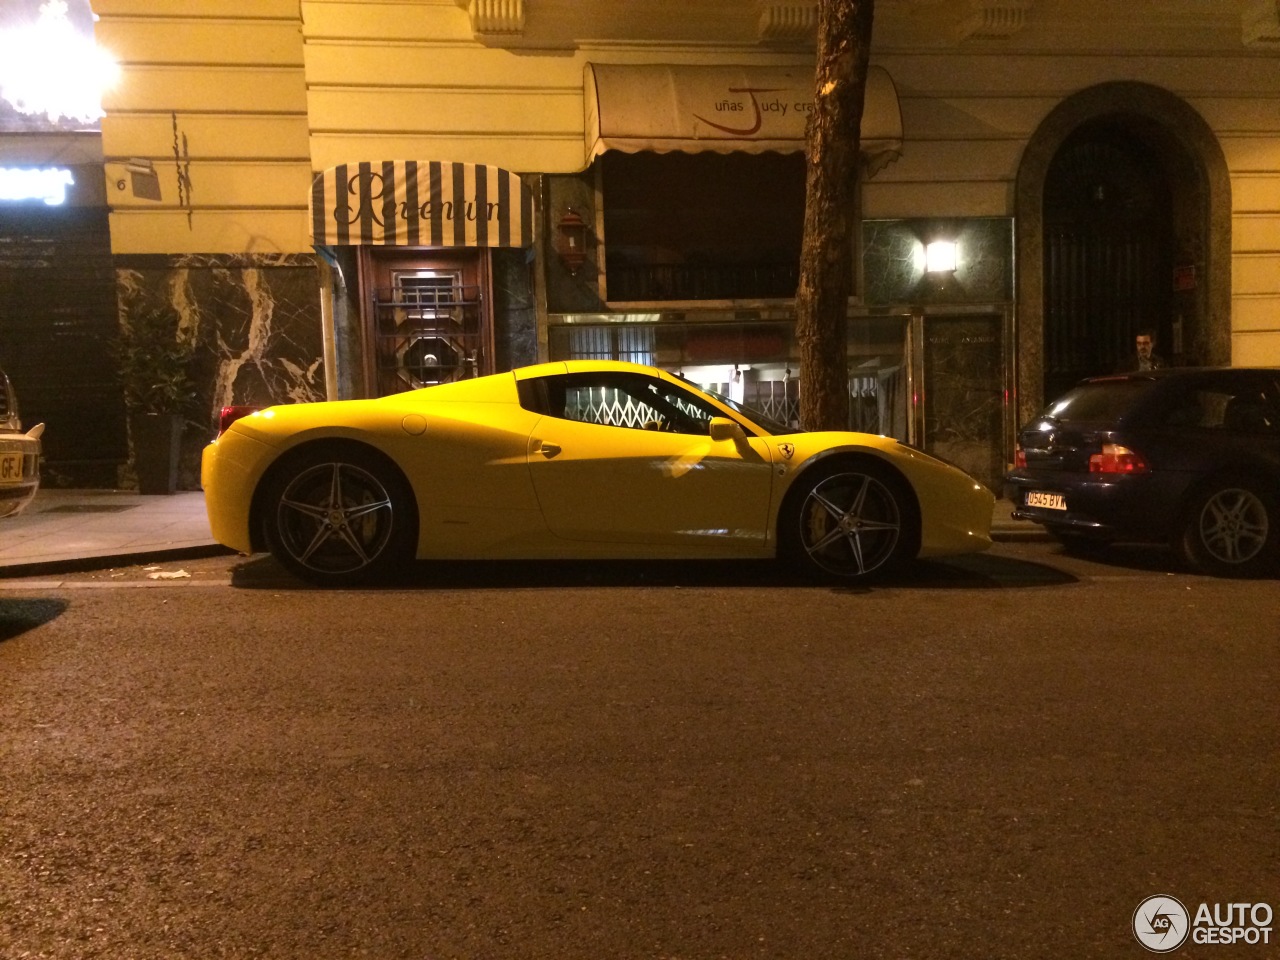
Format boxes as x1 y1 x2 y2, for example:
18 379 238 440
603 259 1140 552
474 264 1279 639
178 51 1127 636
537 441 561 458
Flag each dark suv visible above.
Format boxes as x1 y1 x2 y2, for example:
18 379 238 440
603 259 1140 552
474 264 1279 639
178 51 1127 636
1004 368 1280 577
0 366 43 519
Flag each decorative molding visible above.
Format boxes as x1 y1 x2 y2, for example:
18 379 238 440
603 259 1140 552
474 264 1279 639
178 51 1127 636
756 1 817 43
956 0 1032 41
1242 0 1280 44
456 0 525 37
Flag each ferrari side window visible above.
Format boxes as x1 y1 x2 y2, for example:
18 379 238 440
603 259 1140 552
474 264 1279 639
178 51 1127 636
516 378 551 415
566 383 662 428
643 380 716 435
536 373 716 435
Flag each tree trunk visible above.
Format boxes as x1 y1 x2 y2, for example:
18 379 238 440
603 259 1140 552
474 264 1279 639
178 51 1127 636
795 0 875 431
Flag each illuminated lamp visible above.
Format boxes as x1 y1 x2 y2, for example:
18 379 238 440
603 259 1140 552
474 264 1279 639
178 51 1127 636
925 240 958 273
555 207 589 275
0 167 74 205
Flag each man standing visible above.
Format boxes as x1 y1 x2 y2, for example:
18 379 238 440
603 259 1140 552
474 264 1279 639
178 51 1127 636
1124 329 1166 372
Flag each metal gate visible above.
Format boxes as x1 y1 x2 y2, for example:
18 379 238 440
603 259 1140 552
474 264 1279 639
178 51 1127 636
1044 222 1170 398
1043 131 1173 400
372 270 485 395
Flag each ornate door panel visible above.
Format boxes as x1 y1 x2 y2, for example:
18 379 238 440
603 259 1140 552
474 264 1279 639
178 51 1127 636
364 249 491 397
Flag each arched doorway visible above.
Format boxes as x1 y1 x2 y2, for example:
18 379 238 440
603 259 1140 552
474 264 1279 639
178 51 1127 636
1015 82 1231 425
1043 121 1174 398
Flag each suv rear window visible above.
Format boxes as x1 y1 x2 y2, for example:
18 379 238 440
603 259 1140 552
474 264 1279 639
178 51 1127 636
1042 380 1154 422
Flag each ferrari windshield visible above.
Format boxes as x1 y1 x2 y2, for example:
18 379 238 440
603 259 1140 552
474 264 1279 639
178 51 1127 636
679 377 800 436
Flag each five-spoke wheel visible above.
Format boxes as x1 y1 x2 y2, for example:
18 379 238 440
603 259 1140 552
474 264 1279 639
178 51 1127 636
263 445 415 586
781 459 917 582
1178 479 1276 577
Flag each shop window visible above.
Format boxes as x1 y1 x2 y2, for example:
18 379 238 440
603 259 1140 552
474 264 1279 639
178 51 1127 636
601 152 805 301
547 314 910 440
563 324 655 365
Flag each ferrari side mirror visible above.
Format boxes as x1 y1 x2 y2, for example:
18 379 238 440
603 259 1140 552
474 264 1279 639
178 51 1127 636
709 417 746 443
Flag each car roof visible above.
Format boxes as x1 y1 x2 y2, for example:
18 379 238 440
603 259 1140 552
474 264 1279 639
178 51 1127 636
512 359 666 381
1079 366 1280 385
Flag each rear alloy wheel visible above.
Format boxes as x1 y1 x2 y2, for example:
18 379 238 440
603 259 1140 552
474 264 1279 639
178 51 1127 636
782 460 917 583
263 447 415 586
1178 480 1277 578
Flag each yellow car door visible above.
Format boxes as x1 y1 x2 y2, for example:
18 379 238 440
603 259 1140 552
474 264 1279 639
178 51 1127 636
525 373 775 551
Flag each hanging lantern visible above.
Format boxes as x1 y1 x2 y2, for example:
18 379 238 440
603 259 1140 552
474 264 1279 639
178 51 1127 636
555 207 589 275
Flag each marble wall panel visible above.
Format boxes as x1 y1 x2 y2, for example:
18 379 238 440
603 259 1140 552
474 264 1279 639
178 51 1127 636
115 253 324 488
491 247 538 371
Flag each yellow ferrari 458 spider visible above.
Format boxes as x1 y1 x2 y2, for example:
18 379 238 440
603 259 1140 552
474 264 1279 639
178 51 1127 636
202 360 993 586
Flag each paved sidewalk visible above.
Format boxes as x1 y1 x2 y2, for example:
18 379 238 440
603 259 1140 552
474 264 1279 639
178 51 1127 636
0 488 228 577
0 487 1045 577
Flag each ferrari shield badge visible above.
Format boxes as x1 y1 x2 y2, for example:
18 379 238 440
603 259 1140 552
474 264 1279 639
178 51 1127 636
778 443 795 460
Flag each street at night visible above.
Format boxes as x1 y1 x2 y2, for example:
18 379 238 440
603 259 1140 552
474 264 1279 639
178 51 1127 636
1 542 1276 958
4 2 1280 957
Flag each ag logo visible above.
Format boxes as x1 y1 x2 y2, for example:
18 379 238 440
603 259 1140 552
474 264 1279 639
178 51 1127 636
1134 895 1190 953
778 443 795 460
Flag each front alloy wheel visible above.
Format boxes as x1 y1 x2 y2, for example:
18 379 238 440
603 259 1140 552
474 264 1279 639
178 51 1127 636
785 462 913 582
265 449 413 586
1179 481 1276 577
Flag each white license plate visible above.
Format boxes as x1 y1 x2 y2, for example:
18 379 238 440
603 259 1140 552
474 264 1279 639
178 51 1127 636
0 453 22 482
1025 490 1066 511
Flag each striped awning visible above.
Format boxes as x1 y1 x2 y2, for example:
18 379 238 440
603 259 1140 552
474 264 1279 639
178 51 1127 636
310 161 533 247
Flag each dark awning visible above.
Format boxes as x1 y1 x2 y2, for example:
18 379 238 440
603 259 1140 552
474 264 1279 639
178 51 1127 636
310 161 533 247
584 63 902 175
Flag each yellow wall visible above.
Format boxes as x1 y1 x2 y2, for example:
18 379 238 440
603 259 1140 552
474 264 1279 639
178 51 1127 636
299 0 812 175
92 0 1280 360
864 49 1280 363
92 0 313 254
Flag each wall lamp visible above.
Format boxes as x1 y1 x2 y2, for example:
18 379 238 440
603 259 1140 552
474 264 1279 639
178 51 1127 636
925 240 958 273
555 207 589 275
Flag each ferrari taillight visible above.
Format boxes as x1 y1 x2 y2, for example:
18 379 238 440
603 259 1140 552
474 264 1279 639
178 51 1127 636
1088 443 1148 474
218 405 261 437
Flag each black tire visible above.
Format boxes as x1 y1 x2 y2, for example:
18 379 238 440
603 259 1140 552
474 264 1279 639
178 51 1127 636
261 443 417 587
1176 477 1278 578
779 457 919 583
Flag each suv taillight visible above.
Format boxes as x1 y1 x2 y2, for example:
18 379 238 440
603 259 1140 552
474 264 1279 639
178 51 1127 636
218 405 261 437
1088 443 1148 474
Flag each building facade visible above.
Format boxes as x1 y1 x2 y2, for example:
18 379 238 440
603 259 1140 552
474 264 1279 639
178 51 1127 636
76 0 1280 489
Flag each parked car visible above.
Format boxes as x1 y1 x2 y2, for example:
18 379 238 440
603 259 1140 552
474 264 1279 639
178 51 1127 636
202 360 994 586
0 365 43 519
1004 367 1280 576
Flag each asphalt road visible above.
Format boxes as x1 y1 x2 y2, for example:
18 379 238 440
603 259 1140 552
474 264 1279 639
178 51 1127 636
0 543 1277 959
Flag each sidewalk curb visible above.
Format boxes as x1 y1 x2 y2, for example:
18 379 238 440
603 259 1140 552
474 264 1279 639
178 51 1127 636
0 544 235 580
1 534 1049 579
